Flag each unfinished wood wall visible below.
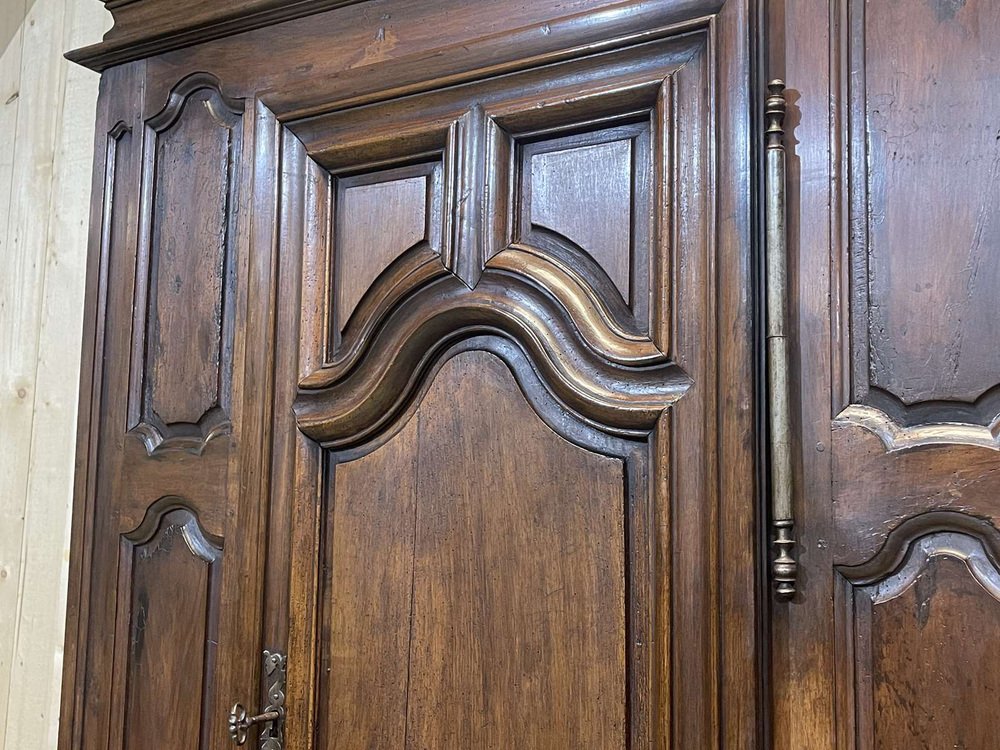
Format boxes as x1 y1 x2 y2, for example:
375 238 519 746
0 1 109 747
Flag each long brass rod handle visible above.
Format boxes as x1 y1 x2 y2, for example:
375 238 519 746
765 80 797 599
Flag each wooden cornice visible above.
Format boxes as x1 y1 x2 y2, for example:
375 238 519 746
67 0 367 71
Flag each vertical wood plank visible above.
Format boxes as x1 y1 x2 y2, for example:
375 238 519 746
0 6 27 727
0 0 109 747
0 1 66 739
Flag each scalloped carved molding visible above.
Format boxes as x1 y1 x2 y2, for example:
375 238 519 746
838 511 1000 586
294 268 689 449
127 73 244 456
123 496 224 562
834 404 1000 453
835 511 1000 746
837 0 1000 450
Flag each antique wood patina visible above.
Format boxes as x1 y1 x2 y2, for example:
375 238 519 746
63 1 759 748
61 0 1000 748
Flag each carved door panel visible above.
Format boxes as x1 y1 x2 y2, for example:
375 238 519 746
260 4 756 748
62 1 756 748
59 66 271 750
771 0 1000 747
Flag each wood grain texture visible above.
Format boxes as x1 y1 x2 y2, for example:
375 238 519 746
835 514 1000 749
869 554 1000 749
333 162 441 333
321 351 626 748
129 73 243 453
854 0 1000 414
62 3 759 749
0 2 108 748
528 135 634 302
115 504 222 750
66 0 367 71
772 0 1000 746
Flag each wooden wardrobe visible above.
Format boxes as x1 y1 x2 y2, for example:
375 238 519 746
59 1 1000 747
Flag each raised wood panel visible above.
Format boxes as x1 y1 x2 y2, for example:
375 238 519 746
839 0 1000 444
332 161 443 336
62 3 759 750
525 132 637 303
129 73 243 453
836 517 1000 749
113 503 222 750
870 554 1000 749
772 1 1000 746
285 21 747 747
515 120 652 330
319 350 627 748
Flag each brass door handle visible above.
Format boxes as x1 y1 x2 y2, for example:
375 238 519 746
228 650 287 748
764 80 798 600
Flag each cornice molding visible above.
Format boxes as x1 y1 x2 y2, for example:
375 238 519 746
67 0 367 71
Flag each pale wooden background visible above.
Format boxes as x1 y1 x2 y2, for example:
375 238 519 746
0 1 109 747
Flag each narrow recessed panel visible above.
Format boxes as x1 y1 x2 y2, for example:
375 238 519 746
120 509 221 750
529 139 633 300
870 555 1000 748
855 0 1000 409
320 351 627 748
138 83 242 446
335 163 441 331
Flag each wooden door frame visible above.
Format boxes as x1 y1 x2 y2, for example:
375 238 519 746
62 2 769 748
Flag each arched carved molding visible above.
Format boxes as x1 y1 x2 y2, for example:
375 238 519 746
326 245 450 366
128 72 244 456
493 245 660 362
144 72 244 132
838 511 1000 590
295 270 688 448
323 244 665 379
332 336 643 463
123 496 224 562
835 402 1000 453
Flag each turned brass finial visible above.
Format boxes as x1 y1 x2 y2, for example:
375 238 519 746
764 79 786 150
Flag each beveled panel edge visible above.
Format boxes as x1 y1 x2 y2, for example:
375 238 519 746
833 0 1000 433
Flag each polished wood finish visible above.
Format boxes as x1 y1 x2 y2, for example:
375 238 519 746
771 0 1000 747
63 1 759 748
322 350 627 747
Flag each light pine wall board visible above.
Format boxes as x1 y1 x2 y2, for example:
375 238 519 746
0 1 109 747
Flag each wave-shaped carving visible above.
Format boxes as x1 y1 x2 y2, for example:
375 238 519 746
838 511 1000 587
835 403 1000 452
321 244 663 377
495 244 657 361
124 496 224 559
295 268 687 448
